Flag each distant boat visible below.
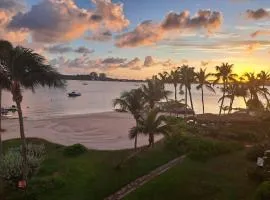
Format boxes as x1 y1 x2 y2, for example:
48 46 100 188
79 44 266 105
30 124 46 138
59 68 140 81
68 91 81 97
82 82 88 85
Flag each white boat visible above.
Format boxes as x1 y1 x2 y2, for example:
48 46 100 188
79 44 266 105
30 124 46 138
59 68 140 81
68 91 81 97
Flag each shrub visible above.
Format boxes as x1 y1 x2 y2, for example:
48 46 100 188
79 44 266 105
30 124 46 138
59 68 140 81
0 144 45 185
247 166 265 182
63 144 87 157
165 135 241 161
246 144 268 162
255 181 270 200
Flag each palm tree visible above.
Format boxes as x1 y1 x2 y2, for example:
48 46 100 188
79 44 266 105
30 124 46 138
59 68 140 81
179 65 195 113
130 108 168 147
142 79 171 110
168 69 180 101
195 68 215 114
213 63 237 115
0 40 65 183
113 88 145 149
0 66 11 158
257 71 270 109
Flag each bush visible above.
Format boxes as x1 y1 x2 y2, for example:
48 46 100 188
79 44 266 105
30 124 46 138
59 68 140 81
247 166 265 182
255 181 270 200
246 144 268 162
165 135 241 161
63 144 87 157
0 144 45 185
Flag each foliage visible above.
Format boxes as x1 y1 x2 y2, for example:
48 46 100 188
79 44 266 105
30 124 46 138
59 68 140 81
0 143 45 185
255 181 270 200
166 135 241 161
246 144 269 162
63 144 87 157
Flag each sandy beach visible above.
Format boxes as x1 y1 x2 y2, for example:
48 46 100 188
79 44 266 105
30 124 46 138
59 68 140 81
2 112 159 150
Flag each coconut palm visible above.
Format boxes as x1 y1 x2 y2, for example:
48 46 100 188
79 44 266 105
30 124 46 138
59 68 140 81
158 72 168 84
257 71 270 109
142 78 171 110
195 68 215 114
178 65 195 113
113 88 145 149
0 66 11 158
130 108 168 147
0 40 65 183
168 69 180 101
213 63 237 115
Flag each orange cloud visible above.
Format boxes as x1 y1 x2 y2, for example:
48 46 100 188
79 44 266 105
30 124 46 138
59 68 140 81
116 9 223 48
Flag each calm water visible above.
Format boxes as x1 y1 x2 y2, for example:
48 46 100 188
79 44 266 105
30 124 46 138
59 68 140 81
1 80 266 119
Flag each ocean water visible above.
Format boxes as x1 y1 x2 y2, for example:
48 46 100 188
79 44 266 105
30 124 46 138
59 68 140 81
1 80 266 119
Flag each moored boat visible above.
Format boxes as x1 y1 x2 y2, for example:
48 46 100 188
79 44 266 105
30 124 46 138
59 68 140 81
68 91 81 97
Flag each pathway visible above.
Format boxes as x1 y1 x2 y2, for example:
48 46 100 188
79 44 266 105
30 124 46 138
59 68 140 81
104 155 186 200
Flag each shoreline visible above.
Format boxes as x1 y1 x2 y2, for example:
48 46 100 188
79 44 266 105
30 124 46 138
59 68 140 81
2 111 162 150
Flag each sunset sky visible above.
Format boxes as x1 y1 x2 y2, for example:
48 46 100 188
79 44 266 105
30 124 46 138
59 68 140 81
1 0 270 79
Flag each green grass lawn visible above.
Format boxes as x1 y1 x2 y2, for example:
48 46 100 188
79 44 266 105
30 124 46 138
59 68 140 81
2 138 179 200
2 136 259 200
125 151 258 200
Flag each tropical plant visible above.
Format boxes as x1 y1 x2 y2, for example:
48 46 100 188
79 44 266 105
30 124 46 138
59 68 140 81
178 65 195 113
113 88 145 149
0 40 65 183
257 71 270 110
213 63 237 115
142 79 171 110
0 144 45 186
130 108 169 147
195 68 215 114
168 69 180 101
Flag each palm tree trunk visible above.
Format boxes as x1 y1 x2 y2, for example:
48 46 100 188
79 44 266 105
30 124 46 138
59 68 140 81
219 82 226 116
174 84 177 101
0 87 2 158
15 101 28 184
134 121 138 150
228 96 234 114
188 88 194 112
201 87 205 114
184 86 188 117
148 133 154 147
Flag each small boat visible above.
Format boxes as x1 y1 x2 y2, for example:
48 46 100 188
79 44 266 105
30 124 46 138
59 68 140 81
68 91 81 97
82 82 88 85
7 105 17 112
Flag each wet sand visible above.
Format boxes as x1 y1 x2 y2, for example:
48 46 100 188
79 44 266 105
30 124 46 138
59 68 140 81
2 112 158 150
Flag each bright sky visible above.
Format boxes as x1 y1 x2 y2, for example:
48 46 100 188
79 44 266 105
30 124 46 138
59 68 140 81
1 0 270 79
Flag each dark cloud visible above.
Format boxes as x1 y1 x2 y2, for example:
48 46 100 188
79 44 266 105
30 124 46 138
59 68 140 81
45 44 94 54
0 0 25 12
74 46 95 54
251 30 270 37
116 9 222 48
45 44 72 54
246 8 270 20
144 56 155 66
85 30 112 41
102 57 127 64
8 0 129 43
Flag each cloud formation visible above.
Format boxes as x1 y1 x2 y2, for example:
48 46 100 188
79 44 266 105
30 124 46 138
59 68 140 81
251 30 270 37
245 8 270 20
115 9 223 47
8 0 129 43
45 44 94 54
85 31 112 41
144 56 155 66
0 0 28 43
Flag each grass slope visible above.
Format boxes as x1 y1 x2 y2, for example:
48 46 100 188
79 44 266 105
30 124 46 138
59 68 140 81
3 138 178 200
125 151 258 200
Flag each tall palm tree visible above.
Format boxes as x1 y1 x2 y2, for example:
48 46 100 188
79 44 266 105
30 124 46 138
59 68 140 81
158 72 168 84
195 68 215 114
142 79 171 110
0 40 65 183
0 67 11 158
168 69 180 101
179 65 195 113
257 71 270 109
113 88 145 149
213 63 237 115
130 108 168 147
